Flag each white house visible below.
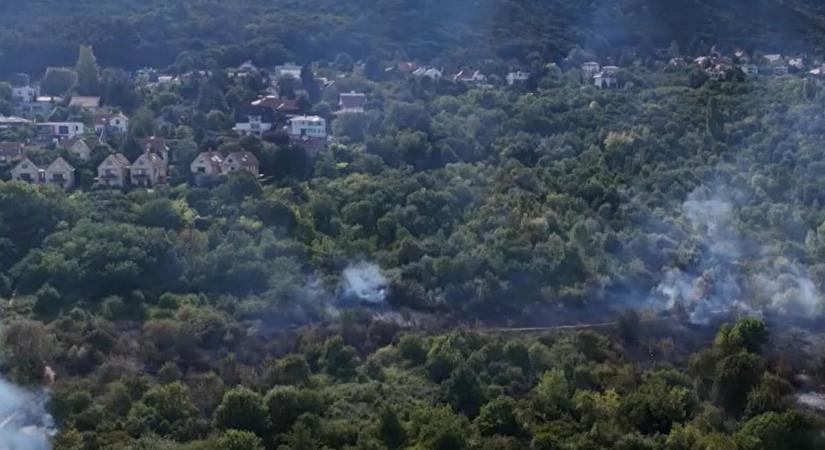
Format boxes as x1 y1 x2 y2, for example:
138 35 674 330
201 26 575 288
274 63 302 79
0 116 32 130
288 115 327 139
38 122 85 139
94 113 129 135
582 61 601 78
233 106 275 136
741 64 759 78
594 72 618 89
506 71 530 86
11 85 38 103
412 67 443 79
454 70 488 85
19 96 60 118
44 157 75 190
97 153 131 188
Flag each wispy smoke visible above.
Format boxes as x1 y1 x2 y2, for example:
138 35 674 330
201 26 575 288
340 262 388 304
650 185 823 323
796 392 825 412
0 377 53 450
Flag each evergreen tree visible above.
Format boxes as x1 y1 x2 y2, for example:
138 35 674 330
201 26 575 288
75 45 100 96
706 97 724 140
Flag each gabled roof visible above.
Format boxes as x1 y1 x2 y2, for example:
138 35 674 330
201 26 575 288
0 142 23 152
288 115 325 124
133 151 164 168
46 156 75 173
0 116 32 125
69 96 102 109
138 137 169 154
12 157 39 172
224 151 259 168
94 113 129 126
100 153 130 168
193 151 223 170
234 105 276 123
252 96 301 114
339 92 366 110
0 142 23 161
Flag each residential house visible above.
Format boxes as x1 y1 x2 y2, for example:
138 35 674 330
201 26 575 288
669 57 688 68
230 60 259 78
734 49 750 63
38 122 84 139
19 96 60 119
694 56 711 69
0 142 24 164
763 54 789 75
454 70 488 86
94 113 129 136
707 65 729 81
222 151 260 176
741 64 759 78
130 151 167 187
233 105 276 136
69 96 103 113
97 153 131 188
59 136 100 161
788 57 805 72
594 72 618 89
287 115 327 139
10 158 41 183
396 62 418 73
44 157 75 190
252 96 302 116
11 85 38 103
412 67 443 79
274 63 303 80
506 71 530 86
0 116 32 130
138 137 170 162
582 61 601 78
337 92 366 113
190 152 223 176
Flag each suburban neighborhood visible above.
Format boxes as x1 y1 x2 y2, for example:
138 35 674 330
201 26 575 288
0 44 821 193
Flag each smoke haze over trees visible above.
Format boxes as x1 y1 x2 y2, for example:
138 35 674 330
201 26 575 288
0 0 825 448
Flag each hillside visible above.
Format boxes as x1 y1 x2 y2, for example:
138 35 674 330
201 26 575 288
3 0 825 75
1 1 825 449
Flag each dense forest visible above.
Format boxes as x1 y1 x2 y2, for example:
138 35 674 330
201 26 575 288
3 0 825 75
1 0 825 449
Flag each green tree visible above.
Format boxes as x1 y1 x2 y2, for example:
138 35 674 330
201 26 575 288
216 429 265 450
706 97 724 140
75 45 100 95
378 406 406 449
264 386 323 434
214 387 269 436
42 67 77 96
475 396 521 437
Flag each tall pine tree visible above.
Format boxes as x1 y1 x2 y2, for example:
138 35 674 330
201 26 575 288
706 97 724 141
75 45 100 96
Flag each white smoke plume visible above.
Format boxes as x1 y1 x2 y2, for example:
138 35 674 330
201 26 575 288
341 262 388 304
651 186 823 323
0 377 53 450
